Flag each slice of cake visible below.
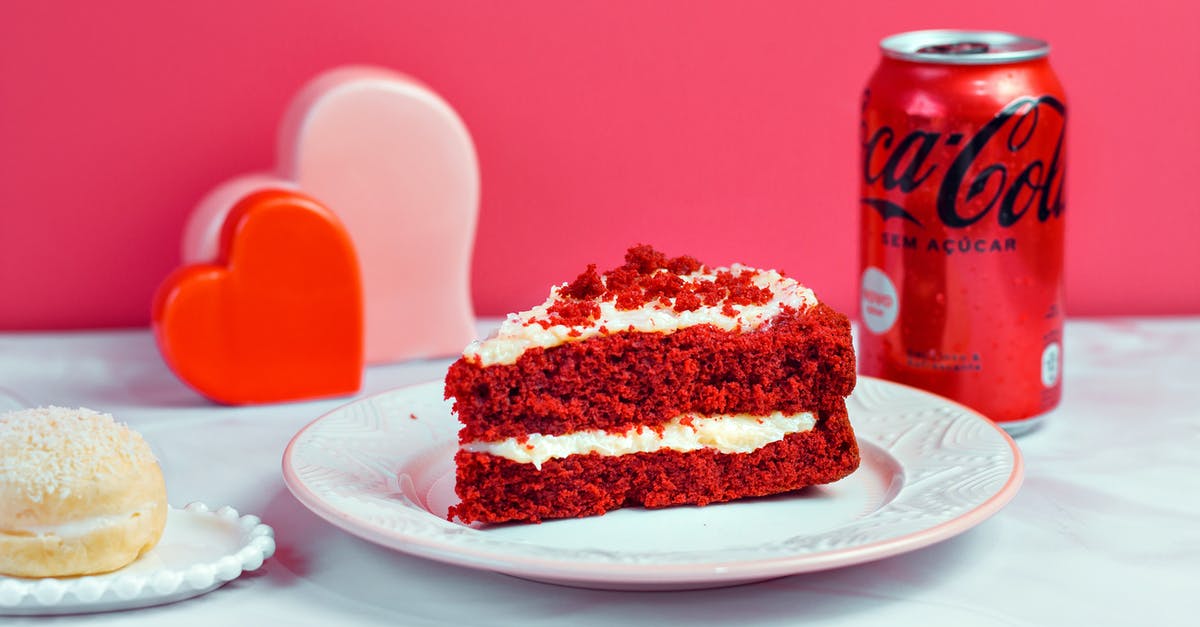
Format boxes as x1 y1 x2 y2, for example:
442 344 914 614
445 245 859 524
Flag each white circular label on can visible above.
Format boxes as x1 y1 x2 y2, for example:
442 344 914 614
861 267 899 335
1041 342 1061 387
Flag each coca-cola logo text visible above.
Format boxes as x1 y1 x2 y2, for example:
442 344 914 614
862 95 1066 229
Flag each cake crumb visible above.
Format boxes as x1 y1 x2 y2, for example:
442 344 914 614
547 245 774 325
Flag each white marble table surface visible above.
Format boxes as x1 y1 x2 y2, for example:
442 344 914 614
1 318 1197 626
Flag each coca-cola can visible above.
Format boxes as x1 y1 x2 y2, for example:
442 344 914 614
858 30 1066 435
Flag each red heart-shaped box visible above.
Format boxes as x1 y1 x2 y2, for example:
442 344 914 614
153 190 363 404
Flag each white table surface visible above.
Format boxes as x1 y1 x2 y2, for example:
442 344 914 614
1 317 1197 626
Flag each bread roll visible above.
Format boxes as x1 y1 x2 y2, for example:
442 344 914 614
0 407 168 577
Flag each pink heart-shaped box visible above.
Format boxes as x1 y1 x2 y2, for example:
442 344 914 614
183 66 478 364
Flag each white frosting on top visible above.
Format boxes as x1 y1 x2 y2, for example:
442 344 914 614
464 411 815 469
464 264 818 366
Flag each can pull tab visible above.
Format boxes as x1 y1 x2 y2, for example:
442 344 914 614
917 42 990 55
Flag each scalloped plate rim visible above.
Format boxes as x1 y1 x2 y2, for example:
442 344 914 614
281 376 1023 588
0 503 276 614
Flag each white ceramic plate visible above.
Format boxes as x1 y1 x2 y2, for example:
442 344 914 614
0 503 276 614
282 377 1022 590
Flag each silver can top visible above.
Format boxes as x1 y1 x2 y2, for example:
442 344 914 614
880 30 1050 65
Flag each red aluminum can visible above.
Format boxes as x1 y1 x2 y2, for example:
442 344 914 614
858 30 1066 435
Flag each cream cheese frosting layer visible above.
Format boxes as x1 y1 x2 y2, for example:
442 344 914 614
464 265 818 366
463 411 816 469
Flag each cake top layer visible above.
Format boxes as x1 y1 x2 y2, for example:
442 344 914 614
464 245 819 366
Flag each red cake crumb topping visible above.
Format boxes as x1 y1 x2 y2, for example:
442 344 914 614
541 245 776 327
561 264 606 300
540 299 601 328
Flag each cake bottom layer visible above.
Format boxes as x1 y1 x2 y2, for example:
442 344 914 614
449 404 859 524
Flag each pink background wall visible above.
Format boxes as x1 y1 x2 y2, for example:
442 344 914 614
2 1 1198 330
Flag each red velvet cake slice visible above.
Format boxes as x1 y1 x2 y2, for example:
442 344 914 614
445 245 859 524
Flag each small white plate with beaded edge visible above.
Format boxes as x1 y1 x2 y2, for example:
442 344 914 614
0 503 275 615
282 376 1023 591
